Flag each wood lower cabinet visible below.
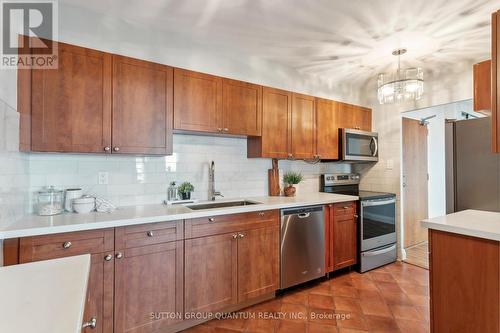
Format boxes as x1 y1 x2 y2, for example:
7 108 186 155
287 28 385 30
493 10 500 153
326 202 358 272
290 93 316 159
112 55 173 155
114 241 184 333
185 233 238 313
26 41 112 153
247 87 291 158
222 78 262 136
429 229 500 333
237 226 279 302
173 68 222 133
316 98 340 160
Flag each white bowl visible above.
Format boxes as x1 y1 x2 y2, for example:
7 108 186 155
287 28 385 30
73 197 95 214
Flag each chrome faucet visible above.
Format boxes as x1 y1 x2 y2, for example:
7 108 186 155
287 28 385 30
209 161 224 201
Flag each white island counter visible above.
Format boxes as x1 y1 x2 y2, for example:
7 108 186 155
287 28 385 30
0 254 91 333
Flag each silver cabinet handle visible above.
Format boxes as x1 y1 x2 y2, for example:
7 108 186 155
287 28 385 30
104 254 113 261
354 214 359 218
113 147 120 152
258 212 265 216
238 233 245 239
82 317 97 329
287 153 293 159
62 241 72 249
104 146 111 152
223 128 229 132
232 234 238 239
343 206 350 209
217 128 222 132
208 218 215 223
115 252 123 259
147 231 154 237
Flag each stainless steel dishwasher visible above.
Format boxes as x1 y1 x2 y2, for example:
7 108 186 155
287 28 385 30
280 205 325 289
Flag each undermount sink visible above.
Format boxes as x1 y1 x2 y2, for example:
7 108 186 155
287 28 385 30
185 200 261 210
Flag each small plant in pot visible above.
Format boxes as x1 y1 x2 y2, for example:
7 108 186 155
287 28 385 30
283 171 303 197
178 182 194 200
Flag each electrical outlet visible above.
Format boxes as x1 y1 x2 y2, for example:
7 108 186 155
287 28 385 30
98 172 109 185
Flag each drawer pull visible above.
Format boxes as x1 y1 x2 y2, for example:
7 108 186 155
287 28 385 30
115 252 123 259
354 214 359 218
258 212 265 216
62 241 72 249
104 254 113 261
208 218 215 223
343 206 349 209
232 234 238 239
147 231 154 237
82 317 97 329
238 233 245 239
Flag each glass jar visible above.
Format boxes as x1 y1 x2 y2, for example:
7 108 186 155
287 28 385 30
37 186 64 216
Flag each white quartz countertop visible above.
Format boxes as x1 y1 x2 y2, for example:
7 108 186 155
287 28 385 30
0 254 90 333
0 193 357 239
421 209 500 241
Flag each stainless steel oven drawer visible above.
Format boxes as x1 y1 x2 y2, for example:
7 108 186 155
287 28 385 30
360 243 397 273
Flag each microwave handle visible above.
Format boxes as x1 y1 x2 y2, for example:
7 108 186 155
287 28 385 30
371 137 378 157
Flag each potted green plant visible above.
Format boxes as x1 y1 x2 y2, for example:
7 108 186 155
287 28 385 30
282 171 303 197
178 182 195 200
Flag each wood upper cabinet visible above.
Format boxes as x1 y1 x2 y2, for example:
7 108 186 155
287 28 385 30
316 98 340 160
237 226 279 302
473 60 492 113
327 202 358 271
173 68 222 133
247 87 291 158
493 10 500 153
290 93 316 159
112 55 173 155
222 78 262 136
28 41 112 153
184 233 238 314
114 241 184 333
338 103 372 132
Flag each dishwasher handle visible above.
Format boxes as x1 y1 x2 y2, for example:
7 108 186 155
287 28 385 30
298 213 310 219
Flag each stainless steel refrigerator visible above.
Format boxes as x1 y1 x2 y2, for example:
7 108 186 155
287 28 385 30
445 117 500 213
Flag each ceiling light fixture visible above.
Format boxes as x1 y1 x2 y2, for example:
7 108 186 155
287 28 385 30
377 48 424 104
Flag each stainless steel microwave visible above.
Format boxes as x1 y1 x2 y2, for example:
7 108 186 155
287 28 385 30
341 129 379 162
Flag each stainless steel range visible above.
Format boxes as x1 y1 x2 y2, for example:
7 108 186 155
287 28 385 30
321 173 397 272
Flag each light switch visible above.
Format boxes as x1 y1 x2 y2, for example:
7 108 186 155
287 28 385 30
386 159 394 170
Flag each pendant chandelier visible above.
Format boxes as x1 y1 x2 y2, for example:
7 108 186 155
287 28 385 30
377 48 424 104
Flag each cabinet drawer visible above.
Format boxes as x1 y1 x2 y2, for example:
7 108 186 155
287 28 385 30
333 202 356 218
115 220 183 249
19 229 114 263
185 210 279 239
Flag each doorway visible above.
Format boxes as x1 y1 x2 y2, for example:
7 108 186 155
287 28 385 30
402 117 429 268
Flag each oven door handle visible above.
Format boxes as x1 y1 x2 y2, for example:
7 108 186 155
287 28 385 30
362 244 396 257
362 198 396 207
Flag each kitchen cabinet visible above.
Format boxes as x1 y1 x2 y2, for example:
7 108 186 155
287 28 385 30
25 41 112 153
316 98 340 160
291 93 316 159
222 78 262 136
473 60 492 113
18 229 115 333
112 55 173 155
325 202 358 272
247 87 291 158
338 103 372 132
173 68 222 133
493 10 500 153
237 226 279 302
114 242 184 333
429 229 500 333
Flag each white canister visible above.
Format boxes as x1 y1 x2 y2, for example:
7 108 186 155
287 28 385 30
72 196 96 214
64 188 83 212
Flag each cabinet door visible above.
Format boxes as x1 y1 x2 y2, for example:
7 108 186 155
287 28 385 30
333 204 358 270
338 103 372 132
114 241 183 333
222 78 262 136
112 55 173 155
493 10 500 152
237 226 279 302
247 87 291 158
316 98 340 160
173 68 222 133
31 41 112 153
473 60 492 112
184 233 238 314
291 93 316 159
82 253 114 333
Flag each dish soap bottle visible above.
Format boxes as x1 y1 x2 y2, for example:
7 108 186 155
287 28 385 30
167 182 178 202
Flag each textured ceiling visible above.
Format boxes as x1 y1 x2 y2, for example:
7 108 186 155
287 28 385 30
61 0 499 85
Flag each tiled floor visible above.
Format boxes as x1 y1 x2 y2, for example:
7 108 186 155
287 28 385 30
182 262 430 333
404 242 429 269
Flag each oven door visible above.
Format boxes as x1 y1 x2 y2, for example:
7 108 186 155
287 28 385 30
361 197 396 251
342 129 378 162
